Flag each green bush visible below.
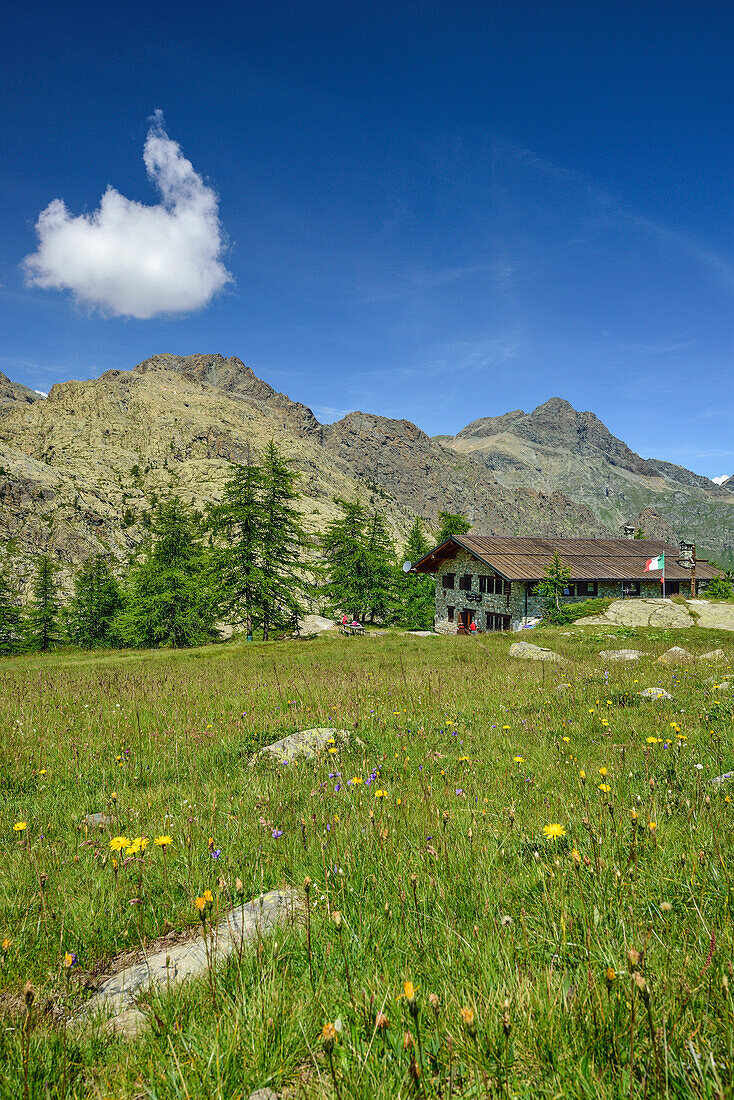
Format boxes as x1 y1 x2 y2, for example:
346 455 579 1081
541 597 613 624
704 576 734 599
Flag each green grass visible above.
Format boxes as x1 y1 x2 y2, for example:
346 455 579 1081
0 627 733 1098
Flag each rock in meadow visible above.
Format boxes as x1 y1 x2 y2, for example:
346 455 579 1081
509 641 564 663
657 646 694 666
84 889 296 1036
252 727 354 766
84 813 114 829
248 1090 281 1100
598 649 647 662
700 649 727 661
709 771 734 787
637 687 673 700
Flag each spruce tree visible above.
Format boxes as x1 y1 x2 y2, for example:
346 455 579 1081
114 498 217 649
0 570 21 655
207 460 266 638
363 511 396 623
259 441 310 639
436 511 471 544
25 556 60 652
394 518 435 629
321 499 371 621
66 555 122 648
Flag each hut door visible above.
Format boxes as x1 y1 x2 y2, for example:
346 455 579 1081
457 610 475 634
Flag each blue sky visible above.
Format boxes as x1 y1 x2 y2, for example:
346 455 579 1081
2 0 732 477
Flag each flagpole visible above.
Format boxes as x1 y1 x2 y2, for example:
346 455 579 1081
662 552 665 599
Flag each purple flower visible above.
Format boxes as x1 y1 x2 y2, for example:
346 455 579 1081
455 788 464 796
271 829 283 839
211 848 222 860
334 784 341 793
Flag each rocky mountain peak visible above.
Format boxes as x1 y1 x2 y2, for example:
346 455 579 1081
0 372 44 410
133 352 322 435
457 396 656 476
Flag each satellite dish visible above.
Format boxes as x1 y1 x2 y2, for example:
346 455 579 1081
402 560 412 572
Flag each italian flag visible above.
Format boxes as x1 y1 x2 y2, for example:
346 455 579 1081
644 552 665 576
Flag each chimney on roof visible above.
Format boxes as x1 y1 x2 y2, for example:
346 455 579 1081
622 524 636 539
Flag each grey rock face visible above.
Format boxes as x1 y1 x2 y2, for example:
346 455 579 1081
509 641 564 663
84 889 297 1034
700 649 727 660
598 649 647 661
637 687 673 700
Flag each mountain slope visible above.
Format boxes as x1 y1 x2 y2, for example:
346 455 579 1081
447 398 734 565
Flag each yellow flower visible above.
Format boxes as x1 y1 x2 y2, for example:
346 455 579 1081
63 951 75 969
631 808 639 821
2 938 10 951
599 767 608 776
459 756 469 762
13 822 27 832
403 981 417 1003
571 848 581 863
598 783 611 793
375 789 388 798
195 896 206 912
648 821 657 832
460 1005 475 1027
38 769 46 775
109 836 129 852
579 770 586 780
513 755 524 764
562 736 570 743
203 888 213 904
646 737 659 744
542 823 566 841
350 777 363 785
606 966 616 984
154 835 172 847
125 841 140 856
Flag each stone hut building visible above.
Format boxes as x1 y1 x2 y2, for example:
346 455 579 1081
411 535 720 633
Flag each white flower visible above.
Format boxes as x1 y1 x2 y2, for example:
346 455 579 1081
694 764 704 771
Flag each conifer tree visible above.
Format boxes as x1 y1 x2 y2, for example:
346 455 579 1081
113 498 217 648
363 511 396 623
66 555 122 648
321 499 372 621
207 460 266 638
24 556 60 652
259 441 310 639
0 570 21 655
436 511 471 544
394 518 435 629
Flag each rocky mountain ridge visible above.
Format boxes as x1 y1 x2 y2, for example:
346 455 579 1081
0 354 731 581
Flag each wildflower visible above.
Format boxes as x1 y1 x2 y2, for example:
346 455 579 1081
598 783 611 793
562 736 570 743
571 848 581 863
460 1005 477 1036
2 938 11 951
513 755 524 763
374 789 388 798
195 896 206 912
13 822 27 832
542 823 566 841
631 808 639 821
403 981 417 1004
599 767 608 776
63 951 77 969
154 835 172 847
648 821 657 832
321 1021 337 1053
579 770 586 780
459 756 469 762
348 777 363 785
271 829 283 839
606 966 616 986
375 1011 389 1029
203 888 213 904
109 836 129 852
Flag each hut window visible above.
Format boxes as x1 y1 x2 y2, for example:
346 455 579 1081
442 573 455 589
478 575 490 594
459 574 473 591
562 584 576 598
578 581 598 598
447 606 455 622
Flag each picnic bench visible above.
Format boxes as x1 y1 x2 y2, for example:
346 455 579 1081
339 623 365 636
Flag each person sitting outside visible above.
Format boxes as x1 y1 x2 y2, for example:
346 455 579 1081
469 619 478 634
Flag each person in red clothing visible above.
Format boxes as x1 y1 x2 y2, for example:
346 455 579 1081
469 619 478 633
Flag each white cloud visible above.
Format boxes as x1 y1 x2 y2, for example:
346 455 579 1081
22 112 231 319
33 390 48 398
713 474 732 485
